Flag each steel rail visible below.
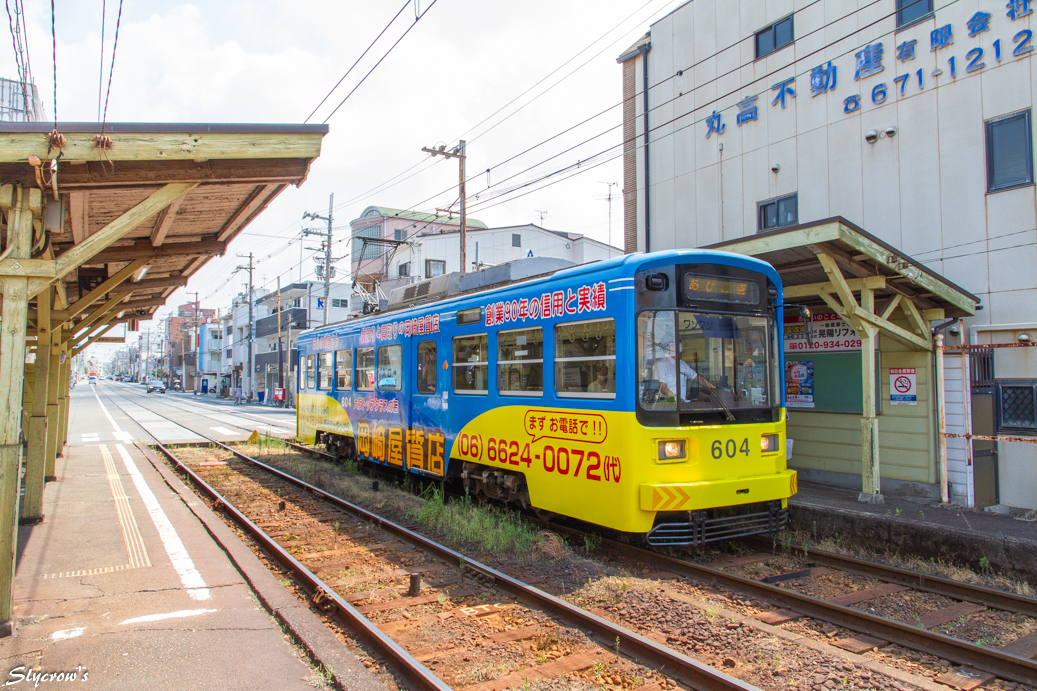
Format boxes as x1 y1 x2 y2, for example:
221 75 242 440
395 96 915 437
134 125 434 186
154 433 761 691
745 536 1037 618
145 440 453 691
555 528 1037 687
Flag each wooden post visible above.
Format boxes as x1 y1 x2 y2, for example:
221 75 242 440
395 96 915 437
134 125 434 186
44 322 61 479
858 288 883 504
21 286 51 523
0 187 36 635
58 351 70 451
936 334 949 503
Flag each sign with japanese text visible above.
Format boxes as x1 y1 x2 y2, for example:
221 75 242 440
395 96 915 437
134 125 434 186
359 313 441 345
890 367 917 406
785 360 815 408
784 312 862 353
485 281 607 327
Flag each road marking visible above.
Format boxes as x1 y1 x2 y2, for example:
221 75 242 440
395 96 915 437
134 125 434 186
209 427 238 436
81 433 100 442
119 609 217 625
51 627 85 640
115 444 210 601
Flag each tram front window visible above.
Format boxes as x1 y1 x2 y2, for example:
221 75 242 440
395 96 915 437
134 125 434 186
637 311 775 412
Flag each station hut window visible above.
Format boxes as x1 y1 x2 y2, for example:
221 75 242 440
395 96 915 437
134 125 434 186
453 334 489 394
417 341 437 394
426 259 446 278
318 352 333 389
377 345 402 391
356 347 375 391
755 15 793 59
512 233 522 247
896 0 933 28
758 193 798 232
555 318 616 398
498 327 543 396
336 349 353 390
305 354 316 390
997 380 1037 434
398 262 410 277
986 111 1033 193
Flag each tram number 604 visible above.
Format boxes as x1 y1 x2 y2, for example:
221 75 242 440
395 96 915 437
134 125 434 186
711 438 750 459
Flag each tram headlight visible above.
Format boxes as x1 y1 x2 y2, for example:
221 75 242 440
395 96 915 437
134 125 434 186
761 434 779 453
658 440 686 460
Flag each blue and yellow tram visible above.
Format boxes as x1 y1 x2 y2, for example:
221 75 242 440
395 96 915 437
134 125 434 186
296 250 796 545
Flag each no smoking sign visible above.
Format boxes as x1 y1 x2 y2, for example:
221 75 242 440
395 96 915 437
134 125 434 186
889 367 917 406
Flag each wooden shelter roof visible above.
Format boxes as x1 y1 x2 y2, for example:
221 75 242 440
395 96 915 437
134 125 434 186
0 122 326 330
707 217 979 319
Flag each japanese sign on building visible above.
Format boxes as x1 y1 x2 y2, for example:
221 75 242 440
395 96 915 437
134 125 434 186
889 367 917 406
784 312 862 353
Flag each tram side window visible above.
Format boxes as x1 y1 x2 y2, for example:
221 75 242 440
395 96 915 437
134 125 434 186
416 341 437 394
336 349 353 390
453 334 488 394
318 352 333 389
356 347 375 391
305 354 316 390
555 319 616 399
377 345 402 391
498 327 543 396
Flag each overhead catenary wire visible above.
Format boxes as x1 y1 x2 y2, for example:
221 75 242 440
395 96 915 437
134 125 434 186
49 0 55 126
100 0 123 131
304 0 411 124
320 0 439 125
97 0 105 121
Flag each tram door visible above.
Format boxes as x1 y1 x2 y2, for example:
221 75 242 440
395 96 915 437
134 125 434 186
410 336 445 476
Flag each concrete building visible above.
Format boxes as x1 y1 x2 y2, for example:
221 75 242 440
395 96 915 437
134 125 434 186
619 0 1037 509
167 302 215 389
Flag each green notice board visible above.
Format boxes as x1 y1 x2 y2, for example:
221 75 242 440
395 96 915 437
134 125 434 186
785 352 877 414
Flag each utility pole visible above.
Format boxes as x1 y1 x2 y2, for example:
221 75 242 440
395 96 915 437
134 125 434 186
276 277 283 399
422 140 467 274
303 193 334 325
236 254 254 401
599 181 619 250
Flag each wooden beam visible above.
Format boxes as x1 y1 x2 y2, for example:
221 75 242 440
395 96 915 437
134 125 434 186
783 275 886 299
149 194 188 247
72 324 117 357
880 294 903 321
71 314 119 350
93 336 125 344
0 130 324 163
69 291 131 338
0 259 56 278
77 238 225 264
922 308 946 321
69 191 88 243
47 182 197 294
13 158 312 190
130 274 189 291
64 258 148 320
851 307 934 351
900 296 932 340
217 183 281 242
816 252 860 311
120 296 168 311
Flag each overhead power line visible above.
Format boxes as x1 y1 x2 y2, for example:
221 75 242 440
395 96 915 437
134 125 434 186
101 0 123 131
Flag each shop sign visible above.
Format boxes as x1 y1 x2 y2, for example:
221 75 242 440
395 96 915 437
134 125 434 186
784 312 862 353
890 367 917 405
785 360 815 408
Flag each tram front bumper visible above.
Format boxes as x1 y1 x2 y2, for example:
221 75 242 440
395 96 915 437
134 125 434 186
639 469 798 512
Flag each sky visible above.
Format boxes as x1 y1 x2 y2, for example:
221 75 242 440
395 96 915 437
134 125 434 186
2 0 689 361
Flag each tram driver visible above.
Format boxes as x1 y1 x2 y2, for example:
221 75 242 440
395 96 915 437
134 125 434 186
654 339 698 403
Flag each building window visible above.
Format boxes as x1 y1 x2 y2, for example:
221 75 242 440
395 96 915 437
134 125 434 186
498 327 543 396
512 233 521 248
998 381 1037 434
453 334 488 394
398 262 410 277
896 0 933 28
426 259 446 278
755 15 793 59
331 298 349 308
555 319 616 399
352 225 382 260
758 194 798 232
986 111 1033 193
394 228 405 241
416 340 436 394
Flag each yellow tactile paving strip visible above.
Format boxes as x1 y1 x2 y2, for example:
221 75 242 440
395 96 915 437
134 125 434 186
42 444 151 579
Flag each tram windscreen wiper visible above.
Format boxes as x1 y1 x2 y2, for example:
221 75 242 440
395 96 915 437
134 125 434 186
699 376 736 422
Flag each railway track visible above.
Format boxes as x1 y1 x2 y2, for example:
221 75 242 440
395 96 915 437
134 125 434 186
543 523 1037 689
108 396 760 691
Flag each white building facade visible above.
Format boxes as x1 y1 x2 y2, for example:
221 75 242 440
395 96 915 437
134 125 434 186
621 0 1037 509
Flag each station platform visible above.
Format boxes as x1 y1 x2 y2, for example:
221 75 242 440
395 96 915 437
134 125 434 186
789 483 1037 583
0 440 384 690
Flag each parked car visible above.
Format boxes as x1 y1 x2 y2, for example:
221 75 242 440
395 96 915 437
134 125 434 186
146 380 166 394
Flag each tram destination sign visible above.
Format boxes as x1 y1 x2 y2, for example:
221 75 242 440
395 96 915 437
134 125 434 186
684 273 759 304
